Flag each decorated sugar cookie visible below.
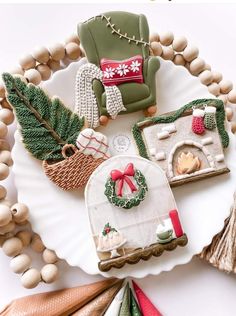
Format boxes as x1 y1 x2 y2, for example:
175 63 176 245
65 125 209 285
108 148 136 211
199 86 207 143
132 99 230 186
2 73 110 190
85 155 187 272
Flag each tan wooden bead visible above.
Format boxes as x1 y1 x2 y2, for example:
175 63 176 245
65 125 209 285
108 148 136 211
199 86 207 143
185 62 191 71
225 107 234 121
0 109 14 125
0 221 15 235
65 34 80 45
208 82 220 96
161 46 175 61
183 45 199 62
31 234 45 253
2 237 23 257
47 59 61 72
0 140 10 151
218 94 228 105
24 69 42 85
48 43 65 61
21 268 41 289
231 122 236 133
0 121 8 138
189 57 205 76
159 31 174 46
0 163 9 181
211 71 223 83
228 89 236 104
150 32 159 43
41 264 58 283
0 84 6 98
199 70 213 85
0 199 11 207
9 66 24 76
17 220 29 227
204 64 211 71
172 36 188 52
65 43 81 60
0 150 13 167
42 249 58 264
0 204 12 227
11 203 29 223
0 235 6 247
10 253 32 274
16 230 32 247
32 46 50 64
36 64 51 81
19 54 36 70
0 185 7 200
219 80 233 94
150 41 162 56
173 54 185 66
1 99 13 110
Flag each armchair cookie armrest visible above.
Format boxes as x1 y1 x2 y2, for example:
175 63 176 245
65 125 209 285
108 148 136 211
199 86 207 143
143 56 160 85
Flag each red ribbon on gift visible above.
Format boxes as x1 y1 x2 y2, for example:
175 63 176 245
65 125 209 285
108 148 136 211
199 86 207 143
111 163 137 197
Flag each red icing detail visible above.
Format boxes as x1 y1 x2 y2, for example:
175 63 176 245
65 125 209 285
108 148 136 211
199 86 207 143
192 116 205 135
80 133 108 148
132 280 163 316
76 140 110 159
110 163 137 197
100 55 143 86
169 209 184 238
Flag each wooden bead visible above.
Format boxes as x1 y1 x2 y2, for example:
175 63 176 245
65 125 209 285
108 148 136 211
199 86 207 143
0 199 11 207
48 43 65 61
65 43 81 60
150 41 162 56
41 264 58 283
199 70 213 85
172 36 188 52
228 90 236 104
0 83 5 98
219 80 233 94
173 54 185 66
13 74 28 84
159 32 174 46
189 57 205 76
204 64 211 71
150 32 159 43
10 66 24 76
31 234 45 253
17 220 29 227
0 121 8 138
42 249 58 264
36 64 51 81
1 99 13 110
183 45 199 62
225 107 234 121
32 46 50 64
0 163 9 180
185 62 191 71
24 69 42 85
0 140 10 151
211 71 223 83
0 205 11 226
0 109 14 125
19 54 36 70
0 185 7 200
0 150 13 167
2 237 23 257
11 203 29 223
161 46 174 61
10 253 31 274
231 122 236 133
218 94 228 105
0 235 6 247
208 82 220 96
21 268 41 289
0 221 15 235
47 59 61 72
65 34 80 45
16 230 32 247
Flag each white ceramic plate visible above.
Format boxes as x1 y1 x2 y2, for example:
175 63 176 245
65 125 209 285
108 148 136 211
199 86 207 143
12 58 236 278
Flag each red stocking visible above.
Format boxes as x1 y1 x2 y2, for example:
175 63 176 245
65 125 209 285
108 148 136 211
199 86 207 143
192 109 205 135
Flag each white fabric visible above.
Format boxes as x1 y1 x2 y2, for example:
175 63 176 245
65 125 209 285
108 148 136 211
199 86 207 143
104 284 126 316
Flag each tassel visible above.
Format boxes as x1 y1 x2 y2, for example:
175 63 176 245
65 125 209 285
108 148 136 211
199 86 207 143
199 193 236 273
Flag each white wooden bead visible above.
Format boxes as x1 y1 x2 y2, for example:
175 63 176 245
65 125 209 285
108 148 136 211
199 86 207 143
31 234 45 253
36 64 51 81
208 83 220 96
11 203 29 223
0 204 12 226
159 32 174 46
199 70 213 85
42 249 58 264
173 54 185 66
65 34 80 45
228 90 236 104
218 94 228 105
21 268 41 289
172 36 187 52
149 32 159 43
189 57 205 76
0 150 13 167
219 80 233 94
48 43 65 61
0 163 9 180
19 54 36 70
47 59 61 72
65 43 81 60
0 83 5 98
225 107 233 121
0 109 14 125
24 69 42 85
211 71 223 83
183 45 199 62
161 46 174 60
41 264 58 283
32 46 50 64
10 253 31 274
0 185 7 200
2 237 23 257
0 221 15 234
10 66 24 75
0 121 8 138
150 41 162 56
16 230 32 247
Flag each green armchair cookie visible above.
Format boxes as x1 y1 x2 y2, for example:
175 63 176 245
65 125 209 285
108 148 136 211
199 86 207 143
77 11 160 126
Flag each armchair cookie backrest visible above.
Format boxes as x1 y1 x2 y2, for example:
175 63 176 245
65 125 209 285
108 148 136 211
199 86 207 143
78 11 150 67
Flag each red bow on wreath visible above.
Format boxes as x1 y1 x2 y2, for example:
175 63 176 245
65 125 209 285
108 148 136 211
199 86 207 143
110 163 137 197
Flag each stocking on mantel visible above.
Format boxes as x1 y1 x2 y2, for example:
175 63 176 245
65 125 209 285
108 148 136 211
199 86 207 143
204 106 217 130
192 108 205 135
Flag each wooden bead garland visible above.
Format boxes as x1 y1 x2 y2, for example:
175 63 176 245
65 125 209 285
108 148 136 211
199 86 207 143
32 46 50 64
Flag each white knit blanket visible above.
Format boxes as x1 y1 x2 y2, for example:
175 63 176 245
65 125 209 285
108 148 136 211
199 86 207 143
75 63 126 128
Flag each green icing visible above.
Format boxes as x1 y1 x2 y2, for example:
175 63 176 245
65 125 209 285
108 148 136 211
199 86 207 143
130 288 142 316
